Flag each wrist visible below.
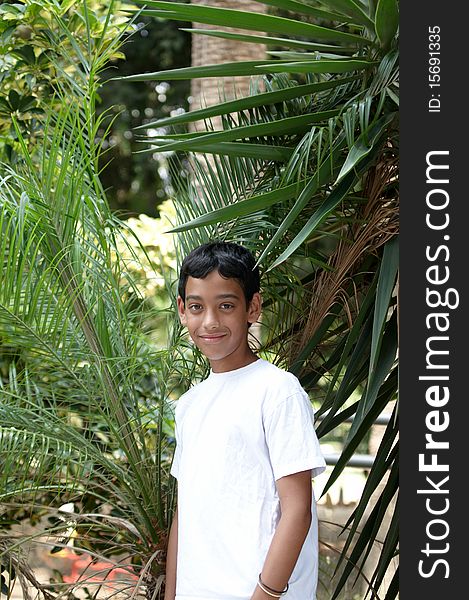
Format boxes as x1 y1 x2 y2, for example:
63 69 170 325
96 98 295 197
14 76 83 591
256 574 289 598
250 585 271 600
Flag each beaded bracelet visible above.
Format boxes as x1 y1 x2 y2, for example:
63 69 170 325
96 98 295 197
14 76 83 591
257 574 289 597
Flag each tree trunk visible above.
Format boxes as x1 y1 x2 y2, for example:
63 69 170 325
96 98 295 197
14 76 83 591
190 0 266 122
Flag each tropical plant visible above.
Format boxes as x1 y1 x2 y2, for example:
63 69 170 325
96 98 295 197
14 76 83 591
0 102 192 600
0 109 185 599
0 3 188 599
119 1 399 598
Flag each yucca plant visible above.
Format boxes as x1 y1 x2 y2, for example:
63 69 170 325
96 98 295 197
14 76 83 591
119 1 399 598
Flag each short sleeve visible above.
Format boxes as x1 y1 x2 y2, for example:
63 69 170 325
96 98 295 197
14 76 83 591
264 391 326 481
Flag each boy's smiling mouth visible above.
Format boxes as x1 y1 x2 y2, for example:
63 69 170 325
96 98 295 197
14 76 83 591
199 333 227 342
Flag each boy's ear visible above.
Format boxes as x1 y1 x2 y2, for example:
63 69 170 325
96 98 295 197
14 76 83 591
177 296 187 325
247 292 262 324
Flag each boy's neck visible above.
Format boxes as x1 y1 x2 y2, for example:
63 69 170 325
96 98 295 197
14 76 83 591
209 348 259 373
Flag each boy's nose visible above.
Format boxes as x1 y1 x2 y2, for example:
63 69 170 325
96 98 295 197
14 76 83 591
203 310 220 329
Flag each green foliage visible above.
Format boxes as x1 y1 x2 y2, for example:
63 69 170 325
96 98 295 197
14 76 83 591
0 0 129 162
0 0 192 216
0 101 184 599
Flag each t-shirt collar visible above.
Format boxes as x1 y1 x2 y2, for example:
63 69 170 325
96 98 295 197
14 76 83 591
208 357 263 379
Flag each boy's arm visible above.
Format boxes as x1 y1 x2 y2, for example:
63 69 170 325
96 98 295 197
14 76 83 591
164 507 178 600
250 470 313 600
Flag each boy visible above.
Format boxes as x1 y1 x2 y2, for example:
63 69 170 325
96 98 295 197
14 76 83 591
165 241 326 600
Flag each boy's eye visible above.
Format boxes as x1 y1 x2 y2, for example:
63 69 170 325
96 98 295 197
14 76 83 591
188 304 202 311
220 303 234 310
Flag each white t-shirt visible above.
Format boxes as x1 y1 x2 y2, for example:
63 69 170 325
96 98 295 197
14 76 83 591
170 358 326 600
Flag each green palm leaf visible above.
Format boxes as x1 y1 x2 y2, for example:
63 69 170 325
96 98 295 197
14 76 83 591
135 77 358 130
181 29 357 53
130 1 368 45
375 0 399 49
144 111 341 153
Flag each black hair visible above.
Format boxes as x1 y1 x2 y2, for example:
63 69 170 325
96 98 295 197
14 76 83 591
178 241 260 305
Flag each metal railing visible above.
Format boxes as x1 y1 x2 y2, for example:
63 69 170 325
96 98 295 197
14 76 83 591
316 412 393 469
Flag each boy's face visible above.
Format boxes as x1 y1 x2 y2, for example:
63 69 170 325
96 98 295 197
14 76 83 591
177 270 262 373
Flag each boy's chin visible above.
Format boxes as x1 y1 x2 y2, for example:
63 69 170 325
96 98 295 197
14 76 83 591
193 342 235 363
197 348 229 361
192 340 222 361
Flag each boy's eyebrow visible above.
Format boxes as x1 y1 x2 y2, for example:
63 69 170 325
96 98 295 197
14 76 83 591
185 293 241 301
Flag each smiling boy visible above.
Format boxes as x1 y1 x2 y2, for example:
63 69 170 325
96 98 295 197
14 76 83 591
165 241 326 600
